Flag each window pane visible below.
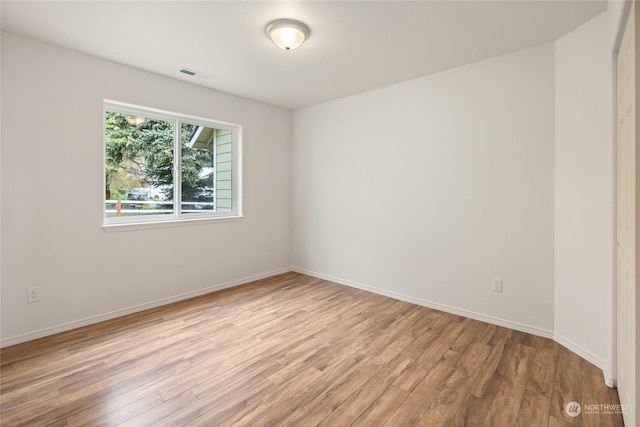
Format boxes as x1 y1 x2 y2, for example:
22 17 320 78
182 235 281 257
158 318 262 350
214 129 233 212
105 111 174 219
181 124 233 214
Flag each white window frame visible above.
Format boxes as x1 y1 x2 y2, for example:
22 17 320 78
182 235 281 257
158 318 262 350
103 100 242 231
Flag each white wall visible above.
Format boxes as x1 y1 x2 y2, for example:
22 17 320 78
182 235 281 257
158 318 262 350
292 44 556 336
1 11 623 388
0 33 292 346
554 11 616 385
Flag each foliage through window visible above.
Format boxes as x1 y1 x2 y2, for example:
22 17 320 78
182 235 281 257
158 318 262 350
104 101 240 225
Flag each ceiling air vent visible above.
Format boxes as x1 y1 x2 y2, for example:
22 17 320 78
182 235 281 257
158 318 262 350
178 68 213 80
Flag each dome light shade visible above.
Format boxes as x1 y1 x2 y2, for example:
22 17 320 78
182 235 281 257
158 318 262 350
266 19 310 51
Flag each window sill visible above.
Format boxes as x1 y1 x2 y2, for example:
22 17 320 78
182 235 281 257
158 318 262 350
102 215 243 233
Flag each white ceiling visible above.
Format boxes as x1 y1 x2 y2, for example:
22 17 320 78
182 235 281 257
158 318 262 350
1 1 607 110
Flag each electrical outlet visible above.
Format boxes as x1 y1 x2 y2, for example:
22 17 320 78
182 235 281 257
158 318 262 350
27 287 40 303
492 278 503 293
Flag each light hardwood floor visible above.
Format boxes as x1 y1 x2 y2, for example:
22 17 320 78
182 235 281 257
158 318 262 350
0 272 625 426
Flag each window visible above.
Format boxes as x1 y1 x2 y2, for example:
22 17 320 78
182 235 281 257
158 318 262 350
104 101 241 227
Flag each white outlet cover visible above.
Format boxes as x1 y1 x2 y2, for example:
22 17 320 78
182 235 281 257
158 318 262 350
27 287 40 303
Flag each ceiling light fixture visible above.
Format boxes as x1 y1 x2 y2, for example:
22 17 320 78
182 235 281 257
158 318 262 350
265 19 310 51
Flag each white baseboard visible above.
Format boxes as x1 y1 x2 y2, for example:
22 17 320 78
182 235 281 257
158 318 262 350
553 332 615 388
4 266 616 390
292 267 554 339
294 267 619 387
0 267 292 348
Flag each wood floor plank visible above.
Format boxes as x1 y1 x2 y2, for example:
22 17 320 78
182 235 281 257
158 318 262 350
450 319 496 354
482 343 535 426
582 371 606 427
285 356 388 426
293 313 433 426
392 319 466 392
0 330 86 366
72 392 164 427
526 339 560 397
609 386 627 427
116 390 198 427
0 272 624 427
450 394 491 426
549 415 576 427
495 330 528 376
255 351 370 426
418 342 491 426
216 366 324 427
581 369 626 427
317 354 414 426
515 387 552 427
183 378 280 426
384 350 462 426
350 385 409 427
550 345 583 425
1 358 193 426
470 325 511 399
